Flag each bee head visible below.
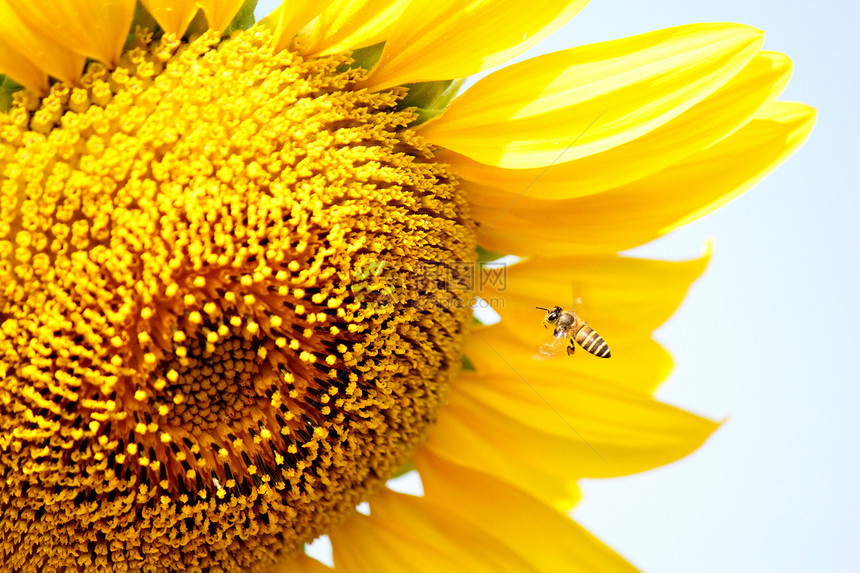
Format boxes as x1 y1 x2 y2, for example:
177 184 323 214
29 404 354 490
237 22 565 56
536 305 563 326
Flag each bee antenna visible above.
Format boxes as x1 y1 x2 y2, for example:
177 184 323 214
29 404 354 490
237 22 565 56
535 306 550 312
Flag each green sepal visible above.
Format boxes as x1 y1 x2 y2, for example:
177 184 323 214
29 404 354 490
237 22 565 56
391 460 415 478
402 78 464 126
461 353 476 371
342 42 385 72
186 10 210 37
223 0 258 35
127 0 257 46
338 46 463 126
189 0 257 37
399 80 454 110
0 75 23 113
477 246 505 263
125 1 161 48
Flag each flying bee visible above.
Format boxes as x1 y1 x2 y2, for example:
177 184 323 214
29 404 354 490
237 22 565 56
536 305 611 358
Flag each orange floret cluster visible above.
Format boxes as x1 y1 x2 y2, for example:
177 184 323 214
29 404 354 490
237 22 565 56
0 27 474 572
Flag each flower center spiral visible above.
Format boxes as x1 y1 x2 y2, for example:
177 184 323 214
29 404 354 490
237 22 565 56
0 27 475 571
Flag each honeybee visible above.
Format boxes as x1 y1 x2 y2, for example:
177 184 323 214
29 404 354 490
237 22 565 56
536 305 611 358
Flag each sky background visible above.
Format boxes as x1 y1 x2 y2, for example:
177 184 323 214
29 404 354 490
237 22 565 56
256 1 859 571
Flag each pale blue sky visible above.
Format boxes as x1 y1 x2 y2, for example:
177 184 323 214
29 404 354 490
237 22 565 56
256 1 859 571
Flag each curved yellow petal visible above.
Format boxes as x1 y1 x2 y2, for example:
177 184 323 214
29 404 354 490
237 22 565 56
362 0 590 91
473 102 817 256
10 0 134 66
465 328 674 396
300 0 411 56
441 50 792 199
197 0 245 32
0 36 48 94
331 490 536 573
419 23 763 169
271 554 335 573
0 0 85 85
140 0 198 37
483 252 710 346
424 363 718 488
447 325 705 509
414 451 640 573
270 0 336 52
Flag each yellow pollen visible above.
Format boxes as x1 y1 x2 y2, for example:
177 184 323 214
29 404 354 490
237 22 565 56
0 25 475 572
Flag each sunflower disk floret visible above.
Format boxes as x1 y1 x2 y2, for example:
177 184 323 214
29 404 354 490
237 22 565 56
0 27 475 572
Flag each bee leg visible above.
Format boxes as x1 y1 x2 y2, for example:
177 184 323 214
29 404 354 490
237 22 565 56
566 341 575 356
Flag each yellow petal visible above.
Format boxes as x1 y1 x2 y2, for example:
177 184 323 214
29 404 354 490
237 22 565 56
464 327 673 396
0 0 85 85
419 23 763 169
473 102 816 256
441 51 792 199
197 0 245 32
300 0 411 56
140 0 199 37
331 490 536 573
425 359 718 488
452 324 708 511
362 0 590 91
10 0 135 66
0 36 48 93
270 0 336 53
483 252 710 346
414 451 641 573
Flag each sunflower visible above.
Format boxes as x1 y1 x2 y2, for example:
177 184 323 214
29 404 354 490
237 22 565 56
0 0 813 571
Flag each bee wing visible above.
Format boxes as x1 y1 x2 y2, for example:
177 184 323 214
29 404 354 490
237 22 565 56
535 336 567 359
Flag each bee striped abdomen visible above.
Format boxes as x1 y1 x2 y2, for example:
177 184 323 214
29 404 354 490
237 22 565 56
574 326 611 358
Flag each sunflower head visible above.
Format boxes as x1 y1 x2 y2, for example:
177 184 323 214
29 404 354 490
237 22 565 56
0 1 814 572
0 10 474 571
